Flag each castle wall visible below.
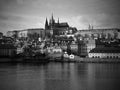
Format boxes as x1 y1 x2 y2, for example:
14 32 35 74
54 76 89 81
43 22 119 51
77 29 120 39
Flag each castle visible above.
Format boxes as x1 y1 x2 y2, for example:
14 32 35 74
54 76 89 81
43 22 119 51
45 14 77 38
45 14 69 30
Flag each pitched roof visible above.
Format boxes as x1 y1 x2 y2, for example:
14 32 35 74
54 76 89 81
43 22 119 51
58 23 69 27
78 28 120 31
89 47 120 53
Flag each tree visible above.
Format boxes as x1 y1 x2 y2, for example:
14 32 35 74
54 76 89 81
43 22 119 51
114 32 118 39
101 33 106 39
28 33 32 40
84 34 90 39
67 42 71 55
91 34 95 39
107 33 112 40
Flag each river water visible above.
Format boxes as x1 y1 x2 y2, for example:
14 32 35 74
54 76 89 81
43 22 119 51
0 62 120 90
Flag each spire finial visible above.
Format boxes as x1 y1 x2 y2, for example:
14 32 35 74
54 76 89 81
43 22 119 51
50 13 55 24
88 24 91 30
45 17 48 29
52 13 54 20
45 17 48 23
58 18 59 24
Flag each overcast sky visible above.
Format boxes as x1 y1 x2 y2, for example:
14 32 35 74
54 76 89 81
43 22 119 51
0 0 120 34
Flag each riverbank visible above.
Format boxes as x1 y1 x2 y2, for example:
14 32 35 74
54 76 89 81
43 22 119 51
0 56 120 63
48 54 120 63
72 57 120 63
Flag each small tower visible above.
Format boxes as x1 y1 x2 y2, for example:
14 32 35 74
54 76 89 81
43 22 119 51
51 13 54 22
91 25 93 29
45 17 49 30
88 24 91 30
57 18 59 24
49 13 55 29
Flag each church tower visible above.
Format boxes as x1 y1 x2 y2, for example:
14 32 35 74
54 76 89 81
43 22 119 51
57 18 59 24
49 13 55 29
45 17 49 30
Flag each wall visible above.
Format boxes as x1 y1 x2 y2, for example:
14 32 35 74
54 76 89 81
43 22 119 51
88 53 120 58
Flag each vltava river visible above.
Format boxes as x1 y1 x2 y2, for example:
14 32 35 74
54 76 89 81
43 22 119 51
0 62 120 90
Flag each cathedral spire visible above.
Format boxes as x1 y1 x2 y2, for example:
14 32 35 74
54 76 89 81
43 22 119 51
51 13 54 21
49 13 55 29
45 17 49 29
57 18 59 24
88 24 91 30
51 13 55 24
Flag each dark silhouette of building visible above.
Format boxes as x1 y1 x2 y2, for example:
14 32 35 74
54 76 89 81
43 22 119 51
45 14 77 39
0 32 3 39
45 14 69 30
78 40 87 57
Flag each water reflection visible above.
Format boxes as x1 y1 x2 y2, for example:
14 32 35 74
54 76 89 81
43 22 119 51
0 63 120 90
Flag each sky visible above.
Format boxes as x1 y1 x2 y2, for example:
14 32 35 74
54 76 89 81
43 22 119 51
0 0 120 34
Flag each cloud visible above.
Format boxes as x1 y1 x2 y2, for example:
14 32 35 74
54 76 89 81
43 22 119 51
58 13 120 30
16 0 24 4
0 0 120 34
0 11 45 35
0 12 23 22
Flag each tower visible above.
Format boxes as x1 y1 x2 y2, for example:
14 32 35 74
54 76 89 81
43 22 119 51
57 18 59 24
49 13 55 29
51 13 54 22
45 17 49 30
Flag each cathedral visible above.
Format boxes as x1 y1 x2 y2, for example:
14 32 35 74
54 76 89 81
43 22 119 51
45 14 69 30
45 14 77 38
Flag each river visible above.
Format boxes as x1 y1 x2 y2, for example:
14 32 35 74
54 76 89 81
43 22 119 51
0 62 120 90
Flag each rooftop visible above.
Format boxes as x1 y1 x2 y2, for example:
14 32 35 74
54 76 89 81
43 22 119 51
78 28 120 31
89 47 120 53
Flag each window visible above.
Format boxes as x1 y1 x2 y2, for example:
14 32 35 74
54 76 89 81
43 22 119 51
113 56 116 58
110 56 112 58
107 56 109 58
116 56 119 59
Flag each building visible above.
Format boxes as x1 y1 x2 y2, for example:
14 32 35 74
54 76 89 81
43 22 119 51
52 47 62 53
7 31 18 38
73 38 96 57
0 44 16 57
18 28 45 39
76 28 120 39
0 32 3 39
86 39 96 53
88 47 120 58
45 14 77 39
18 30 28 38
78 40 87 57
0 37 14 44
7 28 45 40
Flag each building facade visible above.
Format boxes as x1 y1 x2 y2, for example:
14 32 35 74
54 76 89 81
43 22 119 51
78 40 87 57
18 30 28 38
88 47 120 58
76 28 120 39
0 32 3 39
18 28 45 39
7 28 45 40
0 44 16 57
7 31 18 38
86 39 96 53
45 14 77 39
